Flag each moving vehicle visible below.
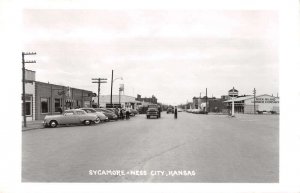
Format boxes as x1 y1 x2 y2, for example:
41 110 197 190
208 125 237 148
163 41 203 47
43 109 99 128
177 108 183 112
94 108 118 121
146 104 160 119
80 108 108 122
166 107 174 114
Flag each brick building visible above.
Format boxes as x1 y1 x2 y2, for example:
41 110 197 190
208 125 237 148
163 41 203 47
35 81 93 120
22 70 94 121
136 94 158 104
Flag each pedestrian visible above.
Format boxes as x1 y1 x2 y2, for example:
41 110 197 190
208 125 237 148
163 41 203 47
120 108 124 120
158 105 161 118
125 107 130 120
115 107 119 118
58 106 63 114
174 106 178 119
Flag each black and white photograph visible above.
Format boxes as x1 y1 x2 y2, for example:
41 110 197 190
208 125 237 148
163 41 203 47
1 0 300 192
21 9 280 183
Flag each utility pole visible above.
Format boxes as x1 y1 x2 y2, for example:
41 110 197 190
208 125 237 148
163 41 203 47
253 88 256 114
199 92 201 110
205 88 208 113
92 78 107 108
119 88 121 105
110 70 114 106
22 52 36 127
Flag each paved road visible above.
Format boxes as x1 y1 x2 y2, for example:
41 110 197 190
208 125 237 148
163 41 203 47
22 112 279 182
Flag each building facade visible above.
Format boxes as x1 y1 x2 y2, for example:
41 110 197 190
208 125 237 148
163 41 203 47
23 69 36 121
224 94 280 114
92 95 139 109
35 82 93 120
136 94 158 104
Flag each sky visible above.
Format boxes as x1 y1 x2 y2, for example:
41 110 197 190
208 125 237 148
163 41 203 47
22 10 279 105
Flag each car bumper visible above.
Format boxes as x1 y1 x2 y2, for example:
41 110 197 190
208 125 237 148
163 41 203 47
43 120 48 127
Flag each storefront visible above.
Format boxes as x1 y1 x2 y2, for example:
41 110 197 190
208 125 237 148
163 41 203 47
224 94 280 114
22 69 36 121
35 81 93 120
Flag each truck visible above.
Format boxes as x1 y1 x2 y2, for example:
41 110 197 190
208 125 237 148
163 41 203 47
146 104 161 119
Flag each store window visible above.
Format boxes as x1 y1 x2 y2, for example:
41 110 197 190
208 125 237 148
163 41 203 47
54 98 61 112
22 95 32 116
41 98 49 113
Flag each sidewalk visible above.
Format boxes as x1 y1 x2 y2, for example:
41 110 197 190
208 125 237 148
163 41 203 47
22 120 44 131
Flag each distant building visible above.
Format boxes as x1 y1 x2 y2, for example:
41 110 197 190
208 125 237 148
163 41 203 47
136 94 158 104
92 95 139 109
192 96 217 110
223 94 279 114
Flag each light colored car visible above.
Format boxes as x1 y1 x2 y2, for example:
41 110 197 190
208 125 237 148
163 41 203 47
80 108 108 122
177 108 183 112
43 109 99 128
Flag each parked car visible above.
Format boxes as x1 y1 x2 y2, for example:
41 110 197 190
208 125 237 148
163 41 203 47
192 109 201 114
94 108 118 121
80 108 108 122
130 109 138 116
106 108 120 117
43 109 99 128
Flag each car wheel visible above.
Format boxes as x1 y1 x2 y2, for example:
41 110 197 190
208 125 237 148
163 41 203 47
49 120 57 128
83 120 91 125
94 117 100 124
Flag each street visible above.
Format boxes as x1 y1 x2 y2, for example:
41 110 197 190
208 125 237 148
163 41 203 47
22 112 279 182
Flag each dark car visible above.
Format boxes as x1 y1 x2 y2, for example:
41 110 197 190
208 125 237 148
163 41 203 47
166 108 174 114
130 109 138 116
106 108 120 117
94 108 118 121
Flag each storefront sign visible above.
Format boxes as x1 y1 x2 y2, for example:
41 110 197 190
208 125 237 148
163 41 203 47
251 97 279 104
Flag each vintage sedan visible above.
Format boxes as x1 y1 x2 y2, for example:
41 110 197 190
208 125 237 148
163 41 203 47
80 108 108 122
43 109 100 128
94 108 118 121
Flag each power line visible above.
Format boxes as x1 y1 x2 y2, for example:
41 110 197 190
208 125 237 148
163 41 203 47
92 78 107 108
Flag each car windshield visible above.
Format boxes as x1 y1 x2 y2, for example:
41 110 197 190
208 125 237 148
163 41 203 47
95 108 109 113
64 111 74 116
83 109 96 113
148 108 157 111
101 109 112 113
75 110 86 115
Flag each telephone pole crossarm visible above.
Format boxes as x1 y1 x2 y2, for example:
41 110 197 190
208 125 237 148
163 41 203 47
92 77 107 108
